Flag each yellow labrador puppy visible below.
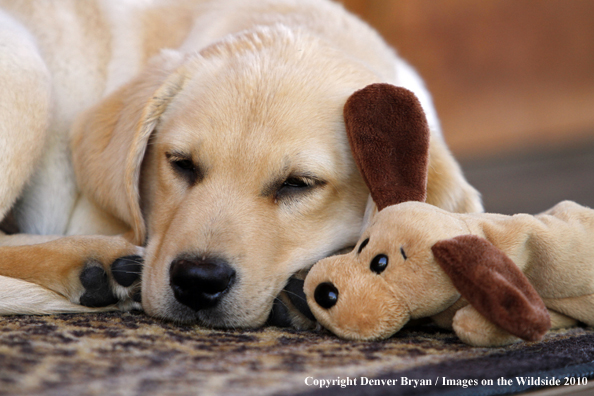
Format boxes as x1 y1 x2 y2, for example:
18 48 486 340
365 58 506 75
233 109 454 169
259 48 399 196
0 0 482 327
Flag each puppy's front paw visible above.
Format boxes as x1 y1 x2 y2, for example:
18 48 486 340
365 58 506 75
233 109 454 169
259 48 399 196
79 263 118 307
79 254 143 310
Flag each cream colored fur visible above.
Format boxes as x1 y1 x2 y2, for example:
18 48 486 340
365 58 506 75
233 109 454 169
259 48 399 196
0 276 115 315
0 0 481 326
305 200 594 346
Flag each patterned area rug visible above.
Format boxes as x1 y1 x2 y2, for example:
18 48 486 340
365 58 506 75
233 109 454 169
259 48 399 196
1 311 593 396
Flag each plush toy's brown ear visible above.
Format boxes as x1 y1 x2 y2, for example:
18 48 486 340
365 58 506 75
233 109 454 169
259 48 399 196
432 235 551 341
343 84 430 210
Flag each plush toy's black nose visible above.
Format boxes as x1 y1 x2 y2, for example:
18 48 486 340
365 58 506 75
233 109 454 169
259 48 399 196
169 256 236 311
314 282 339 309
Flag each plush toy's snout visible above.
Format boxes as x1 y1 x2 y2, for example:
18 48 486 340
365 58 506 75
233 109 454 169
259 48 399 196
304 253 411 341
312 254 388 309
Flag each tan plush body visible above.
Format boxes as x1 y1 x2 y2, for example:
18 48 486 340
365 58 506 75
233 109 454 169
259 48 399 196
450 201 594 312
303 84 593 346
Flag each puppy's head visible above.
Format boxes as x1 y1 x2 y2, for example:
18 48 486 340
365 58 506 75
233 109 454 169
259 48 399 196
73 26 380 327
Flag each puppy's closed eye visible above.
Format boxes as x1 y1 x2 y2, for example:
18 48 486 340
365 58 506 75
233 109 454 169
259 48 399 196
166 152 202 185
274 175 326 202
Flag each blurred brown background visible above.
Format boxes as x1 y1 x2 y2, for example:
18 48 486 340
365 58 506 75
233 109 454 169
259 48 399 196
338 0 594 214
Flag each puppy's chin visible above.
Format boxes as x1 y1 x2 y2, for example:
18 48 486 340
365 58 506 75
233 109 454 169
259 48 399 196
146 282 313 329
145 291 272 328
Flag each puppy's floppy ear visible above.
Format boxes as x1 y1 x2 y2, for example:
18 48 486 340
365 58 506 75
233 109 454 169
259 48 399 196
71 51 188 245
432 235 551 341
343 83 430 210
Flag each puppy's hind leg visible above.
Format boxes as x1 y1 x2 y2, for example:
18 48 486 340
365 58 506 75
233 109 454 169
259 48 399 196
0 11 52 223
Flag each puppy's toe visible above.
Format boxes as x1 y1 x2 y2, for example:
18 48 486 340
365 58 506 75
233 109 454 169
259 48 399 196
78 255 143 309
111 255 143 287
109 253 143 311
79 262 119 307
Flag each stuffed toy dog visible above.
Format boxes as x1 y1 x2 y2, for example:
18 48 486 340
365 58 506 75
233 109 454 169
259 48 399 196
303 84 594 347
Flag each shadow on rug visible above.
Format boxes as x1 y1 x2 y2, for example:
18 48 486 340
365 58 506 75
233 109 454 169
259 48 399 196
1 311 593 396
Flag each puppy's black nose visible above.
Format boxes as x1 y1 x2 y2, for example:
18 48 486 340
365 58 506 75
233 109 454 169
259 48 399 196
169 256 235 311
314 282 339 309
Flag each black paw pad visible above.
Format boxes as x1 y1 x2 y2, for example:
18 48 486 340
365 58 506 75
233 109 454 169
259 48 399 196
79 264 118 307
111 255 143 287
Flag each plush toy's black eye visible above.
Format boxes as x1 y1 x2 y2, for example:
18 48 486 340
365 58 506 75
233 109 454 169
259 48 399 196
357 238 370 254
370 254 388 274
314 282 339 309
400 247 407 260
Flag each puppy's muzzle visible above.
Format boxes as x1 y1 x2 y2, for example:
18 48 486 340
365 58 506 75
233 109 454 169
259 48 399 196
169 256 236 311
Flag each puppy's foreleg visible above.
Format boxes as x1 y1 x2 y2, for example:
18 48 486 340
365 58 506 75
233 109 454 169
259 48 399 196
0 234 144 313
